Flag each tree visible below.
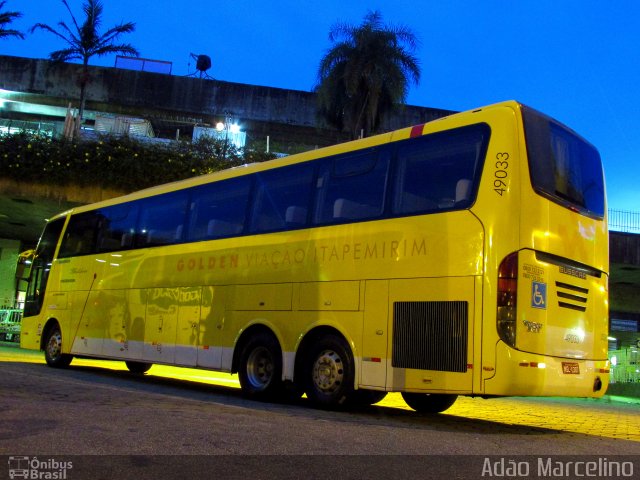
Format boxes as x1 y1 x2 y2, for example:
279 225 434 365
0 1 24 40
31 0 139 123
316 11 421 139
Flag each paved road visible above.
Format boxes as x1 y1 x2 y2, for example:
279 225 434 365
1 343 638 479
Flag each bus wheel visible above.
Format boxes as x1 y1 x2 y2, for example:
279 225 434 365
238 332 283 401
401 392 457 413
125 361 152 374
44 324 72 368
304 334 355 408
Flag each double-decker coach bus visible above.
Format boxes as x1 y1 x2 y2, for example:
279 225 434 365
20 101 609 412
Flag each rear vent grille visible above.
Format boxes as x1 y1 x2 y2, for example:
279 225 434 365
555 282 588 312
392 301 468 372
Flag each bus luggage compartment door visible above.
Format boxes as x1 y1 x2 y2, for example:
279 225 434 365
387 277 475 393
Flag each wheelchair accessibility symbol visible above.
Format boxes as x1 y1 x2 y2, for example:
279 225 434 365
531 281 547 309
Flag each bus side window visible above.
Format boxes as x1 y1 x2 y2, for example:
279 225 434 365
249 164 314 233
189 176 252 241
58 212 100 258
314 150 388 224
96 203 139 253
137 191 189 247
392 124 490 215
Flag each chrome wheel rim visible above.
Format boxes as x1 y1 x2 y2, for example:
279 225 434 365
246 346 274 390
46 331 62 360
312 349 344 394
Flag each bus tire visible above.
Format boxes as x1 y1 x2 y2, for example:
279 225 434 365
304 333 355 408
44 324 73 368
401 392 457 413
238 331 283 401
125 361 152 374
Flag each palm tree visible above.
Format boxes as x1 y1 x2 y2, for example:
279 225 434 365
0 1 24 40
316 11 421 139
31 0 139 123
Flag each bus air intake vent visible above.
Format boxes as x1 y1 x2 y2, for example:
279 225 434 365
555 282 588 312
392 301 468 372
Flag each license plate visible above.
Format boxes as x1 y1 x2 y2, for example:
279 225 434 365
562 362 580 374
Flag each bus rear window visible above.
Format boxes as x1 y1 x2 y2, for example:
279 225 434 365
522 106 605 218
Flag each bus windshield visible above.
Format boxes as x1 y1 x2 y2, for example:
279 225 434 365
522 106 605 218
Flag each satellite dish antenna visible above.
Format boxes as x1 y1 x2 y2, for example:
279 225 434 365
187 53 213 79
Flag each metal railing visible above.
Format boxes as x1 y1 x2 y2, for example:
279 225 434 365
0 119 55 136
609 209 640 233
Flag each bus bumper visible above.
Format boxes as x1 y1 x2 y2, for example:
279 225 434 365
483 342 610 398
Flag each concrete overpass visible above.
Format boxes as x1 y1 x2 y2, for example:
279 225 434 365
0 54 453 147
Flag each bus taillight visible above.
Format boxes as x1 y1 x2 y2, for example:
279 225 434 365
497 252 518 348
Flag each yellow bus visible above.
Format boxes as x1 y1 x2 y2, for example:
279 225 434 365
19 100 609 412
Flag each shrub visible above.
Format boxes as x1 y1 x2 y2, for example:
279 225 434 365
0 132 277 192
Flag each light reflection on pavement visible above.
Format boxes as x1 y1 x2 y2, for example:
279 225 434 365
2 344 638 442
